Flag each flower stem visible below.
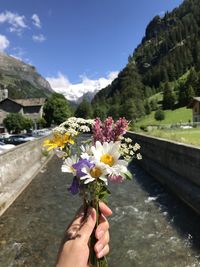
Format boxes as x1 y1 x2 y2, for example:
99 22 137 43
88 182 108 267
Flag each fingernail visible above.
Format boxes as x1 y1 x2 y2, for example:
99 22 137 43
97 230 104 239
97 251 103 258
96 243 103 252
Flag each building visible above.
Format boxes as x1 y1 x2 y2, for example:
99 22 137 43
0 97 46 132
187 97 200 122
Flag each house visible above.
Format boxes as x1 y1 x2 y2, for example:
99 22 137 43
0 97 46 132
187 97 200 123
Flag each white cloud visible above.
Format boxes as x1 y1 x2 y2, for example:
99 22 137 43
0 11 27 34
32 14 41 28
32 34 46 42
46 71 119 102
0 34 10 50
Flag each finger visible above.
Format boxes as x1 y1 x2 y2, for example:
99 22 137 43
99 202 112 217
94 231 110 254
67 206 85 235
96 244 110 259
95 214 109 239
78 207 96 243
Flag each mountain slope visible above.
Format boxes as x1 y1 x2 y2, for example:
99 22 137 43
0 52 53 99
92 0 200 120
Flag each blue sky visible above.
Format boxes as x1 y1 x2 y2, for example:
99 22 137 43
0 0 183 101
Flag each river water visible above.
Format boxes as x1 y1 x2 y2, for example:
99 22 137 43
0 156 200 267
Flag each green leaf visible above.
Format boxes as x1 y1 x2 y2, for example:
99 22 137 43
125 170 132 180
98 186 111 202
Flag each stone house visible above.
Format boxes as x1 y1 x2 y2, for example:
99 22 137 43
187 97 200 122
0 97 46 132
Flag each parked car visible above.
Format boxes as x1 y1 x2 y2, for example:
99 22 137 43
3 135 28 145
32 128 52 137
0 141 15 153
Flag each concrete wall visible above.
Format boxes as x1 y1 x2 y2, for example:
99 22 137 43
127 132 200 214
0 136 53 216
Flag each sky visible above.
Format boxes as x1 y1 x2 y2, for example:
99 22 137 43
0 0 184 101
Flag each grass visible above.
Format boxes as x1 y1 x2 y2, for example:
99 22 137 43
134 107 192 129
144 128 200 147
131 106 200 147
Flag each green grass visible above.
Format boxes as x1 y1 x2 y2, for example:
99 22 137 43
132 106 200 147
134 107 192 129
144 128 200 147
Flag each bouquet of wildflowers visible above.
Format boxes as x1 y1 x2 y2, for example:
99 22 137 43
44 117 141 267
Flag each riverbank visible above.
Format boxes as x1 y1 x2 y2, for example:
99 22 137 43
127 131 200 215
0 136 53 216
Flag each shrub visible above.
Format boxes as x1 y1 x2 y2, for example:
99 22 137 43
154 109 165 121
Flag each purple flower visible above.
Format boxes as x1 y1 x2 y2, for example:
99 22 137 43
68 177 79 195
72 159 93 177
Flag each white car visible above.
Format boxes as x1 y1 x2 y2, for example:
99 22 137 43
0 141 15 154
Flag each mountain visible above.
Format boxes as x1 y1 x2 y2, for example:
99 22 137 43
92 0 200 120
0 52 53 99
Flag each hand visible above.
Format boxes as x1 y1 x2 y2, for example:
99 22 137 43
56 202 112 267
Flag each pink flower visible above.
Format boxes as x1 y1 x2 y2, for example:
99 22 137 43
92 118 104 143
108 174 124 183
92 117 128 143
113 118 129 141
102 117 115 142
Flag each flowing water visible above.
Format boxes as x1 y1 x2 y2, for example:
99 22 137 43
0 156 200 267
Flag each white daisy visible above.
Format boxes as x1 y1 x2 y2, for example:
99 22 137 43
91 141 128 176
61 155 78 175
80 164 108 184
80 144 92 160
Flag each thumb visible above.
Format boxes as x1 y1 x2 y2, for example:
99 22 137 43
79 207 96 244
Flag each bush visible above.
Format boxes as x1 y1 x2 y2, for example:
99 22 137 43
140 125 148 132
154 109 165 121
3 113 33 133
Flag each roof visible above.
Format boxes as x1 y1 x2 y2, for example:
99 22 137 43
0 97 46 107
187 97 200 108
11 98 46 107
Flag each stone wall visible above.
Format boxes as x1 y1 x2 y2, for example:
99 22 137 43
0 136 53 216
127 132 200 214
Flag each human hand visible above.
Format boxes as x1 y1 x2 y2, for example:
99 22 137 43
56 202 112 267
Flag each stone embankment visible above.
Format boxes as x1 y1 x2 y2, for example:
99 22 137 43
127 131 200 214
0 136 53 216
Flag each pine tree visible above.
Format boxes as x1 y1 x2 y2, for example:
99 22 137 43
163 82 176 109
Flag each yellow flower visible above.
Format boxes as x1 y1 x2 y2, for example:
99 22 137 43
43 132 74 151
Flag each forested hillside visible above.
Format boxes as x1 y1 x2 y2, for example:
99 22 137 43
92 0 200 120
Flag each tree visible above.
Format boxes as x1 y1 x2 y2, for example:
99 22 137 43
75 98 93 119
119 100 140 121
3 113 33 133
163 82 176 110
36 117 47 129
186 85 195 103
107 104 120 120
43 93 72 126
93 105 107 120
23 117 34 132
144 100 151 115
154 109 165 121
149 99 158 111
